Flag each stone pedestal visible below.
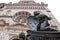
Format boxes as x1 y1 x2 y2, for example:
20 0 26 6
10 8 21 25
27 30 60 40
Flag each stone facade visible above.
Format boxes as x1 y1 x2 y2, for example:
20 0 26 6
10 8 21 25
0 0 60 40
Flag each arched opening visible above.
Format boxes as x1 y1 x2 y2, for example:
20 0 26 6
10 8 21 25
13 11 31 24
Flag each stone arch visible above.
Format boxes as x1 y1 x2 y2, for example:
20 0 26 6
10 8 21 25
13 11 31 23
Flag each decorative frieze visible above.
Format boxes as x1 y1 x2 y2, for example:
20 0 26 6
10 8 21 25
5 6 46 9
5 1 47 9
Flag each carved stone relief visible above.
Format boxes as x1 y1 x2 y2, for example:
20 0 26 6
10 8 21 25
13 11 31 24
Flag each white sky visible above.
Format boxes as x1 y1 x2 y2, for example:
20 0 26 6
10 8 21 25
0 0 60 23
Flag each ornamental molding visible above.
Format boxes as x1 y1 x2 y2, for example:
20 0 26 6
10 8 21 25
5 6 46 9
7 24 29 31
0 16 12 18
5 1 48 9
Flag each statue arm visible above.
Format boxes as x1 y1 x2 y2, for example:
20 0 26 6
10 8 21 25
44 15 51 20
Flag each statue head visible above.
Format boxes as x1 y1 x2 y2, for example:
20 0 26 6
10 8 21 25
19 32 25 38
34 11 40 16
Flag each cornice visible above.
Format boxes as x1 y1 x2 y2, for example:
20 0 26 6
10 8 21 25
0 16 12 18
